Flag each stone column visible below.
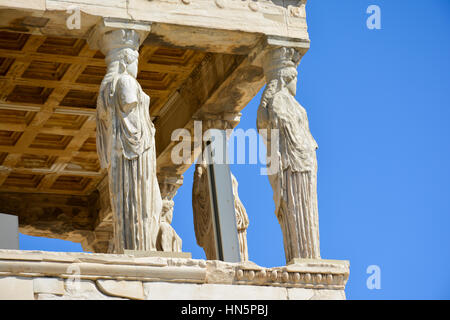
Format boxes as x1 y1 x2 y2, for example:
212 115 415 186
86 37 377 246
156 171 183 252
89 22 161 253
257 47 321 262
192 113 250 261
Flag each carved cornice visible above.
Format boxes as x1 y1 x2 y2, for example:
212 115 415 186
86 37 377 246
234 260 349 290
87 17 151 52
193 111 242 132
0 250 349 290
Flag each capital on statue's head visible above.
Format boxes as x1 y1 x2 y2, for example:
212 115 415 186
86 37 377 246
100 29 140 56
263 47 302 80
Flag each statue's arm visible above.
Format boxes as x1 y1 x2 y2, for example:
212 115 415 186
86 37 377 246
117 76 138 112
295 100 318 149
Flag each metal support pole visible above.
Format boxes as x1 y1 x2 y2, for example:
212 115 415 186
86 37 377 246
205 129 241 263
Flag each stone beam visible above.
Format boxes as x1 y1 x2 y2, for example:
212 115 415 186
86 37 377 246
87 17 151 51
128 0 309 40
143 23 263 55
0 186 113 253
155 39 268 175
0 191 97 242
0 0 309 54
0 250 350 300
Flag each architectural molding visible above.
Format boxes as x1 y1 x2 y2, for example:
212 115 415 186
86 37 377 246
87 17 151 52
0 250 349 300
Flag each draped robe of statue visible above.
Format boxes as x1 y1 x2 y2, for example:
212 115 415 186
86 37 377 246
97 52 162 252
257 48 320 261
231 173 250 262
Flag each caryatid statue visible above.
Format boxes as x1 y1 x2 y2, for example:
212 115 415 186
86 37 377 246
156 199 182 252
231 172 250 262
156 173 183 253
96 29 162 253
257 47 321 262
192 162 249 261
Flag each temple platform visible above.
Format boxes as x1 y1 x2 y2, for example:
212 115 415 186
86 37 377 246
0 249 349 300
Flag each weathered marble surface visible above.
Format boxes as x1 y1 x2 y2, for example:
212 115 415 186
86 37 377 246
0 0 310 47
257 47 321 262
157 172 184 253
96 29 162 253
0 1 311 248
232 173 250 262
0 250 349 300
156 200 182 252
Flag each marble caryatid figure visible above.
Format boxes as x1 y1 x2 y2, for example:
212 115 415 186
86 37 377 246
156 173 184 253
192 163 215 259
231 173 250 262
192 162 249 261
96 29 162 253
156 200 182 252
257 47 320 262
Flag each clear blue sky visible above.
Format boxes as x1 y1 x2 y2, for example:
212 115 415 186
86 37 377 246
19 0 450 299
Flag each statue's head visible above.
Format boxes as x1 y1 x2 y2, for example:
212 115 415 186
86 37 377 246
102 29 140 78
263 47 301 96
282 67 298 96
161 200 174 224
195 162 208 176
